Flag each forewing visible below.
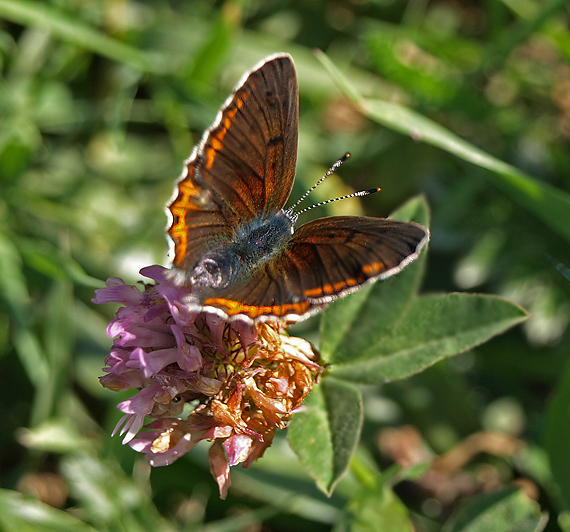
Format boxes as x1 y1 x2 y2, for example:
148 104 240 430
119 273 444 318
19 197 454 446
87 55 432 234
167 54 299 270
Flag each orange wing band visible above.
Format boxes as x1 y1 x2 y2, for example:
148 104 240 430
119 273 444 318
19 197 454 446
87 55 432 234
302 261 386 298
169 178 206 265
204 297 311 319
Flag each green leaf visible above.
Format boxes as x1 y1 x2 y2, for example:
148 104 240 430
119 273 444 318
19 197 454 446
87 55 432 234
485 0 569 68
389 195 430 226
201 506 282 532
18 237 102 288
0 0 165 73
31 281 75 426
441 486 548 532
61 453 176 532
544 357 570 511
0 230 48 386
316 51 570 245
187 12 236 88
336 481 413 532
0 489 98 532
18 418 94 454
320 196 429 363
288 378 363 495
330 293 528 384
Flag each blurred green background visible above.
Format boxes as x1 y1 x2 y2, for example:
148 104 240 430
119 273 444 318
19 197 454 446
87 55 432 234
1 0 570 530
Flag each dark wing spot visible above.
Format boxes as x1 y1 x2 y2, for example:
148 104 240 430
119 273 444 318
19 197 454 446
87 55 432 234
267 135 284 147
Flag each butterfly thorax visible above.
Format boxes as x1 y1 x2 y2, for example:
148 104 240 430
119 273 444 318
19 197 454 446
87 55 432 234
190 210 294 291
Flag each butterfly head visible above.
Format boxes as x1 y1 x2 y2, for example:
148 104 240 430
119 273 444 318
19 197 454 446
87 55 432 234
191 250 236 290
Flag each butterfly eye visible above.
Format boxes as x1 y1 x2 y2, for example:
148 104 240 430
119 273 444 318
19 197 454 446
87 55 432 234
193 258 224 287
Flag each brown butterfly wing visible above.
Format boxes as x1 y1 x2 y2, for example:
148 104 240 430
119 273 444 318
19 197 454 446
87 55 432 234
280 216 428 302
201 217 428 322
167 54 298 271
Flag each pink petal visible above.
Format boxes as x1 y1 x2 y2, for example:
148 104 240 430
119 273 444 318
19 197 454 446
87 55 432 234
139 265 170 283
109 324 175 348
223 434 253 466
92 278 142 305
112 413 146 443
243 429 276 468
128 347 178 378
206 314 226 348
233 321 258 348
118 381 162 415
171 324 202 372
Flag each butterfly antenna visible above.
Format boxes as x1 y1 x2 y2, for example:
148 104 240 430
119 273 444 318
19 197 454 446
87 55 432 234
293 187 381 217
287 153 351 214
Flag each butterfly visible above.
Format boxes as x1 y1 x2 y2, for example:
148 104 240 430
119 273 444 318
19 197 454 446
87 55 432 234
166 53 428 324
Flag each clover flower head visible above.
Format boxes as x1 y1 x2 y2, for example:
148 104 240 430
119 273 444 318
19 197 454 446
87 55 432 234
94 265 322 498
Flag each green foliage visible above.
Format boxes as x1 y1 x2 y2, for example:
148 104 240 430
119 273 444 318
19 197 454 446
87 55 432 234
318 51 570 244
290 200 527 495
441 487 547 532
329 292 528 383
1 0 569 530
0 489 98 532
545 358 570 511
288 377 363 495
339 478 414 532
